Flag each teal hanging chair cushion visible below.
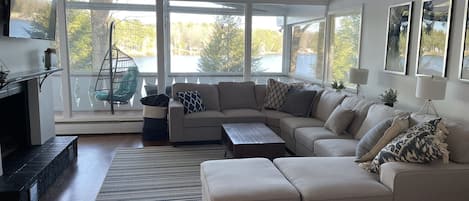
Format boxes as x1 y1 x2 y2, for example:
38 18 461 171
96 67 139 102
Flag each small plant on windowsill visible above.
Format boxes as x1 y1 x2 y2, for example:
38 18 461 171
331 80 345 92
0 59 9 81
380 88 398 107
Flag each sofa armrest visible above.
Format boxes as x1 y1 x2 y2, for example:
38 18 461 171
380 161 469 201
168 99 185 142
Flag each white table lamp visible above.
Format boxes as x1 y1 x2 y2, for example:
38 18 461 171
349 68 369 95
415 75 446 116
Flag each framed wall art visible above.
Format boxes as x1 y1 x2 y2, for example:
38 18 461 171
460 0 469 81
384 2 413 75
416 0 452 77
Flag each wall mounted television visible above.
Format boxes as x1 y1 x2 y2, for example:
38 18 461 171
2 0 57 41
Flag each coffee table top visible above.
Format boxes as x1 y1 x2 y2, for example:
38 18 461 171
222 123 285 145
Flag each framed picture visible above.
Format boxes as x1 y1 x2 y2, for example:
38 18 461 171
384 2 413 75
460 0 469 82
416 0 452 77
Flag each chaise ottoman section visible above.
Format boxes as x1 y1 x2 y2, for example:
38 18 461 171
274 157 393 201
201 158 301 201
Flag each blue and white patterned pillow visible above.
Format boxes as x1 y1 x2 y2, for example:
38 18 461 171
366 118 449 173
176 91 206 114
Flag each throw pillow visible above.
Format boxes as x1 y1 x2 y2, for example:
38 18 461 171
279 88 316 117
264 79 290 110
355 118 393 160
176 91 206 114
324 105 355 135
366 118 450 173
356 114 410 162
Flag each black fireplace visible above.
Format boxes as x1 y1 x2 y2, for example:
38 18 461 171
0 83 31 160
0 68 77 201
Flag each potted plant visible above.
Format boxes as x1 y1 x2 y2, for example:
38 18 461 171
331 80 345 92
380 88 398 107
0 59 9 81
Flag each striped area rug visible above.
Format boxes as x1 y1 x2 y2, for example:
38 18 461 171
96 145 225 201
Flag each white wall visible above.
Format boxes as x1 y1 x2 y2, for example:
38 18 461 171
329 0 469 122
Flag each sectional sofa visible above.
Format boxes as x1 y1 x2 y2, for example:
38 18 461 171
169 82 469 201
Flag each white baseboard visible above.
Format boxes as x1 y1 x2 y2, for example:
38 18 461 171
55 121 143 135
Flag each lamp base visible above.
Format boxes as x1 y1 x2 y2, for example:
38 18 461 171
417 99 439 117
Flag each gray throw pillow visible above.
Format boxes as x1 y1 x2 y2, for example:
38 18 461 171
324 105 355 135
355 119 392 160
279 88 316 117
264 79 291 110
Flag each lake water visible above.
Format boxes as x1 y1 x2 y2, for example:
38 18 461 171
134 54 283 73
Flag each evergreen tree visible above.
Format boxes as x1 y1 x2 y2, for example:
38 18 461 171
198 15 262 73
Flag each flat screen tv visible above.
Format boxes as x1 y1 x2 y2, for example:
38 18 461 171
3 0 57 40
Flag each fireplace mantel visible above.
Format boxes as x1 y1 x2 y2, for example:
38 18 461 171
0 67 62 90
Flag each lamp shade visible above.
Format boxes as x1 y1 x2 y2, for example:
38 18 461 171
416 76 446 100
349 68 369 85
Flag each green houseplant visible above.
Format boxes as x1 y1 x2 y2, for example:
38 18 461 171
380 88 398 107
331 80 345 92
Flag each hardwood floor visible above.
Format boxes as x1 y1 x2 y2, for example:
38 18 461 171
39 134 166 201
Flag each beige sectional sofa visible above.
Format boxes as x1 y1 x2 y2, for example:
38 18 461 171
174 81 469 201
170 82 469 201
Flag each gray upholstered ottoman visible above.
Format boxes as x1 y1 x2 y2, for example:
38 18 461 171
200 158 300 201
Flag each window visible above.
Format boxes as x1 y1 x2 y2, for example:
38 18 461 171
252 16 284 73
64 1 157 117
289 20 326 81
328 12 362 83
169 2 245 74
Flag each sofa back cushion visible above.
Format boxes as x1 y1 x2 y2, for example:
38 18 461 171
347 99 375 136
306 85 325 117
410 113 469 164
355 104 405 139
218 82 258 110
172 83 220 111
255 85 266 110
313 90 346 122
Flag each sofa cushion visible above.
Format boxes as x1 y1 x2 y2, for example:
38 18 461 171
184 110 224 127
176 91 206 114
218 82 258 110
279 88 316 117
173 83 220 111
273 157 393 201
201 158 301 201
356 119 393 159
223 109 265 123
347 99 375 136
355 104 405 139
324 105 355 135
254 85 266 110
313 91 346 121
280 117 325 140
295 127 353 152
263 110 293 128
314 139 359 157
367 118 450 173
307 85 325 117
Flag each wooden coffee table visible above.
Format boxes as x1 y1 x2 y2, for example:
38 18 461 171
222 123 286 160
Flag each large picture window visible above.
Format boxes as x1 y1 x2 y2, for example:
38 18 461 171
328 12 362 83
289 20 326 81
169 3 245 74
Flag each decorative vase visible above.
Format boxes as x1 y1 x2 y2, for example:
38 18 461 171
384 102 394 107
